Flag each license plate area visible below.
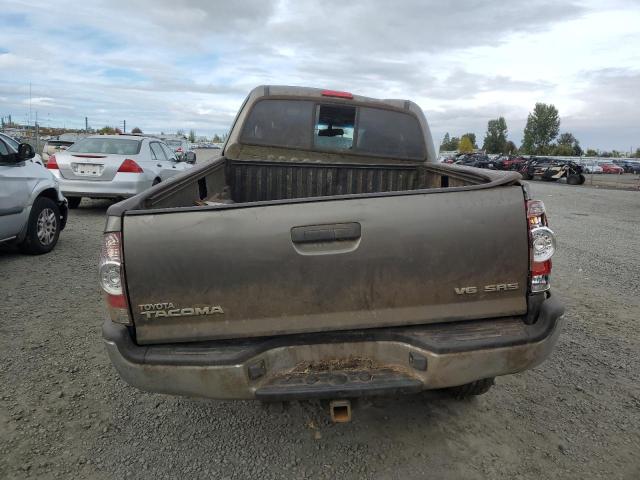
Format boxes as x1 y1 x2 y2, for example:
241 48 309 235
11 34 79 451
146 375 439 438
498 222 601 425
71 163 103 176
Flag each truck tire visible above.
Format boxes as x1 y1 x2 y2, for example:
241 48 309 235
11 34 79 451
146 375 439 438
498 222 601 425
447 378 495 399
567 174 582 185
67 196 82 209
20 197 61 255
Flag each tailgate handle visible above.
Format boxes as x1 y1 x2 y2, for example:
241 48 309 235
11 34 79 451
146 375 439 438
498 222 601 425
291 223 361 243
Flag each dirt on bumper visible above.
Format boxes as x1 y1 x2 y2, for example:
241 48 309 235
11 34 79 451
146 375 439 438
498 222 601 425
103 295 564 400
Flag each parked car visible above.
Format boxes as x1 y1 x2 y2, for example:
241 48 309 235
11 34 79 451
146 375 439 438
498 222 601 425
46 135 195 208
41 138 75 164
519 157 585 185
599 163 624 174
612 160 640 173
496 156 526 171
101 85 564 417
583 163 603 174
162 138 196 163
454 153 495 168
0 138 67 254
0 132 44 165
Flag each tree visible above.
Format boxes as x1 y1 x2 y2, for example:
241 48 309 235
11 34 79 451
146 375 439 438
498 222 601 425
521 103 560 155
505 141 517 154
440 132 451 151
439 132 461 151
461 133 477 149
131 127 143 134
556 132 582 156
97 126 117 135
458 136 474 153
188 129 196 143
482 117 508 154
176 129 185 137
585 148 598 156
212 133 222 143
632 148 640 158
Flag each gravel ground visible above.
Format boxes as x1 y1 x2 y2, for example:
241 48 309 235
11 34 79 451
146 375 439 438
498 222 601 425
1 181 639 480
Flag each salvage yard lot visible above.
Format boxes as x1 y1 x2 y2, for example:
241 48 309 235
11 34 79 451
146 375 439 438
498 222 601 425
1 182 638 479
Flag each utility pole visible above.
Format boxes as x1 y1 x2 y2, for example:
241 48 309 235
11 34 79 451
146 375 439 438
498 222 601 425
123 120 126 134
29 82 32 127
85 117 89 132
35 111 40 154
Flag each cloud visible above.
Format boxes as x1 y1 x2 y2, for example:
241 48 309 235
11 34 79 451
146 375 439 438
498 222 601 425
0 0 638 149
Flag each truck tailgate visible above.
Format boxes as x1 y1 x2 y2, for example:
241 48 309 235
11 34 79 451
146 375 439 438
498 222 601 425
123 186 529 344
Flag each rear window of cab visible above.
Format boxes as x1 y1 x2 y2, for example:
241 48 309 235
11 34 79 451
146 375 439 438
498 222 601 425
240 99 426 160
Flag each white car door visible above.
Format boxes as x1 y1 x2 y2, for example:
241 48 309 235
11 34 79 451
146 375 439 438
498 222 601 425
148 142 173 181
0 140 38 241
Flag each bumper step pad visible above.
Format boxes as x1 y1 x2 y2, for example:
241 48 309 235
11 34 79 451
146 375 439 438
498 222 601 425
255 368 422 401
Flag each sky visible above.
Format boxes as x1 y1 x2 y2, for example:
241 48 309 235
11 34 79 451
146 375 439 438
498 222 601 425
1 0 639 151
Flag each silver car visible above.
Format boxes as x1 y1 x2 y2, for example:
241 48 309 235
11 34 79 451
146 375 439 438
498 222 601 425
48 135 195 208
0 138 67 254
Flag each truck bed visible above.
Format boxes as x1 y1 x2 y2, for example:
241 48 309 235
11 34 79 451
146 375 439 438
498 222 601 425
112 157 512 212
109 158 528 345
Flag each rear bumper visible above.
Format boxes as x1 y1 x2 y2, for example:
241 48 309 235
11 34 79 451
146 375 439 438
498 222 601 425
103 295 564 400
52 171 152 198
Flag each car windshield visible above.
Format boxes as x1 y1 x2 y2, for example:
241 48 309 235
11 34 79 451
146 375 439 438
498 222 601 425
165 140 182 147
67 138 142 155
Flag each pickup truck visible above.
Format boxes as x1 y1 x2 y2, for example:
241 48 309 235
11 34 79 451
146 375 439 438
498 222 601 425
101 86 564 414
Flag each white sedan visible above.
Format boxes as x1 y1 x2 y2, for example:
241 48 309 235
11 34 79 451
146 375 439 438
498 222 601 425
583 164 603 174
47 135 195 208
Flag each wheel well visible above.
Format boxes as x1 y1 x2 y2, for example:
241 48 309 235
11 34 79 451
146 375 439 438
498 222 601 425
38 188 59 202
37 188 68 230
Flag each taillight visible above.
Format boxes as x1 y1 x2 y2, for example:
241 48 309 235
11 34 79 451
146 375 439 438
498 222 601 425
117 159 143 173
46 154 59 169
527 200 556 293
176 147 183 152
99 232 131 325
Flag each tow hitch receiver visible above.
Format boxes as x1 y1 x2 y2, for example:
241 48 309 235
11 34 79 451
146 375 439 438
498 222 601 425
329 399 352 423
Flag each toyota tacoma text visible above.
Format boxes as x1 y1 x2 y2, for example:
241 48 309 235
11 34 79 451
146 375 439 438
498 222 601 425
100 86 564 412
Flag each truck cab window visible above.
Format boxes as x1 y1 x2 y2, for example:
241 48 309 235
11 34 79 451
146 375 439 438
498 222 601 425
314 105 356 151
240 99 314 149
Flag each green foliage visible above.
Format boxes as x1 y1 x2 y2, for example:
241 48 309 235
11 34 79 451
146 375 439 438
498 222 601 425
482 117 508 154
97 126 117 135
131 127 142 134
439 132 460 151
458 136 474 153
521 103 560 155
632 148 640 158
461 133 477 149
505 141 517 154
585 148 598 157
553 132 582 156
188 129 196 143
212 133 222 143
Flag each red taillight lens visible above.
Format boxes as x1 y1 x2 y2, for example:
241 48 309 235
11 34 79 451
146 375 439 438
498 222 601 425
321 89 354 99
117 159 143 173
176 147 183 152
532 260 551 275
99 232 131 325
46 154 59 169
527 200 556 293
